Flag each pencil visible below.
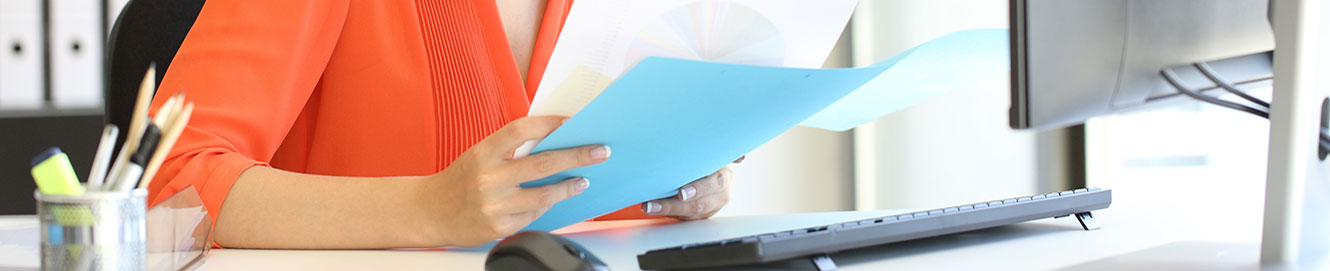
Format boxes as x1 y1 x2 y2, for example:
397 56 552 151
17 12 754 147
138 102 193 190
152 93 181 128
105 65 157 191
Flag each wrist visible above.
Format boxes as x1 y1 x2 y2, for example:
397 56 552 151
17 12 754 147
406 173 455 246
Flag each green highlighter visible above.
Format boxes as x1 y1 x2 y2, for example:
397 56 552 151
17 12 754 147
31 147 85 196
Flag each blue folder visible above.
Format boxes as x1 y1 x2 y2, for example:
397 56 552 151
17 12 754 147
521 29 1008 231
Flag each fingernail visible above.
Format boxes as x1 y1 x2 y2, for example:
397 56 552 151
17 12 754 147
590 145 611 159
574 177 590 193
642 201 661 214
679 186 697 201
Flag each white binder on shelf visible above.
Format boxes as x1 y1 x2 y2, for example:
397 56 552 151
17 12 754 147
49 0 105 108
0 0 46 109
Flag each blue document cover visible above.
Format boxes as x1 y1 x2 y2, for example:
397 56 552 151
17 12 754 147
800 29 1009 131
521 29 1008 231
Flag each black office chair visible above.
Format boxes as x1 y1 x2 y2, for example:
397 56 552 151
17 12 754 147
104 0 206 153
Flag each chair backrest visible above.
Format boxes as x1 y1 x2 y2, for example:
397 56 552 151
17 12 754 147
103 0 205 153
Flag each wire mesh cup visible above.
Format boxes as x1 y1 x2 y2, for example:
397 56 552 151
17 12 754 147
35 188 148 271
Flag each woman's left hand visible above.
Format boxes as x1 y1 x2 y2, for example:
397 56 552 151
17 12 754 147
640 156 743 220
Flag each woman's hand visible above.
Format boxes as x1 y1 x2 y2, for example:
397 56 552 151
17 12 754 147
640 157 742 220
420 116 609 246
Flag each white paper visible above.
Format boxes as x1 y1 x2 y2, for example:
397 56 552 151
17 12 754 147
530 0 859 117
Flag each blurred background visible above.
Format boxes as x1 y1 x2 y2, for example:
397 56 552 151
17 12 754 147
719 0 1269 221
0 0 1269 229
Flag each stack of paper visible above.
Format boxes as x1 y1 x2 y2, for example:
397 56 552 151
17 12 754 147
529 0 859 118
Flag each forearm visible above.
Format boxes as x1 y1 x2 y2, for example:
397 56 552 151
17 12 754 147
214 166 441 249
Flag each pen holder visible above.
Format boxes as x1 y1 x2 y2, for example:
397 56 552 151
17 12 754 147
35 189 148 271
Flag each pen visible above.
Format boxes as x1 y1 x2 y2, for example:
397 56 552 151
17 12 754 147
31 147 84 196
86 125 120 191
111 124 160 192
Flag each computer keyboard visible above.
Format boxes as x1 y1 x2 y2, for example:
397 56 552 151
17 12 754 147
637 188 1111 270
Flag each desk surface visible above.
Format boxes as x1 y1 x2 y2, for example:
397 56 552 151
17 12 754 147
1 184 1273 271
191 209 1259 271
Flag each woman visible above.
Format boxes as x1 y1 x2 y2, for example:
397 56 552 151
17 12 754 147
145 0 734 249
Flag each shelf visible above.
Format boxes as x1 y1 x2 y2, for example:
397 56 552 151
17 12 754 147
0 102 104 119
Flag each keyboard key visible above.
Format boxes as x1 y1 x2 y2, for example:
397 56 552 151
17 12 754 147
1016 196 1033 202
647 246 683 253
912 212 929 218
988 201 1004 206
943 207 960 213
684 241 721 250
1002 199 1017 204
1059 191 1074 196
958 205 974 211
1089 187 1102 191
1031 195 1045 200
1044 193 1060 198
928 210 943 215
973 204 989 209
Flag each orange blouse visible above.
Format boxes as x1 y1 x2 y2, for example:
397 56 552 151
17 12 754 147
146 0 646 226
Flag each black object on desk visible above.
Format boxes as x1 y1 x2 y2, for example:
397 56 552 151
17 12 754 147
486 231 608 271
637 188 1112 270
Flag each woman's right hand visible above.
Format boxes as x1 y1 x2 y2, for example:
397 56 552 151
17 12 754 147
420 116 609 247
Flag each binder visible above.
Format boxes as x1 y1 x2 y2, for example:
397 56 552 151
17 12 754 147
48 0 105 107
0 0 45 108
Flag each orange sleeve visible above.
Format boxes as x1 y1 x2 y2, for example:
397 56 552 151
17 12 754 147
144 0 350 225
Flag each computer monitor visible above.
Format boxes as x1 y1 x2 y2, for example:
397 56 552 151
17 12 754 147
1009 0 1330 265
1008 0 1275 131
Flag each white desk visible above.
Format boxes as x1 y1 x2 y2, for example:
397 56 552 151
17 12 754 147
1 185 1272 271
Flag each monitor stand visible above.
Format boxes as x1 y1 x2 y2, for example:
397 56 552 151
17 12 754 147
1262 0 1329 267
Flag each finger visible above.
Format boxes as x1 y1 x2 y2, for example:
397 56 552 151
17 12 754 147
644 195 728 220
500 177 590 214
485 116 569 156
498 145 609 185
678 167 732 201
